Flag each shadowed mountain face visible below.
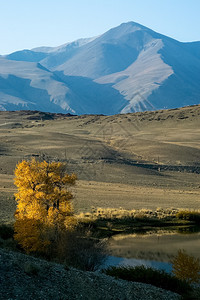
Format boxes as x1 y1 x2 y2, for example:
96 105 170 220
0 59 126 114
0 21 200 114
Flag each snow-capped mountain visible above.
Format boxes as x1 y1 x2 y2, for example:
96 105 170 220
1 21 200 114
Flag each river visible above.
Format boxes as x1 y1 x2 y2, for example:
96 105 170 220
105 228 200 272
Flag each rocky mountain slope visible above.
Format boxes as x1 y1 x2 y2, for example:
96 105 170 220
0 22 200 114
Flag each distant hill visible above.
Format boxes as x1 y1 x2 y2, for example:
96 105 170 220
0 21 200 114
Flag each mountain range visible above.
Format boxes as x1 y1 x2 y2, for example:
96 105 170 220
0 21 200 114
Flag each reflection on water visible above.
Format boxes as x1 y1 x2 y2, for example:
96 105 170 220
106 228 200 272
105 256 172 273
177 225 200 234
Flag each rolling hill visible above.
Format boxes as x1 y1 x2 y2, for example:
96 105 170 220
0 106 200 223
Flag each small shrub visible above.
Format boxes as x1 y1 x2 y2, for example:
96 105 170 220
23 262 40 276
42 226 108 271
0 224 14 240
56 229 108 271
77 207 180 223
182 287 200 300
0 237 17 250
171 250 200 283
102 265 191 296
0 237 4 246
176 211 200 223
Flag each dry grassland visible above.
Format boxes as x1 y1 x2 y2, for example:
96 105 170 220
0 106 200 223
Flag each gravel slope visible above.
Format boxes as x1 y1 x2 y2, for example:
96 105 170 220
0 248 181 300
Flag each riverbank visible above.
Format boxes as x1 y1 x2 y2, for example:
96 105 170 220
77 207 200 238
0 248 181 300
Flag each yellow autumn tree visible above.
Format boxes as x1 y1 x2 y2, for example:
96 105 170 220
14 158 77 253
172 249 200 283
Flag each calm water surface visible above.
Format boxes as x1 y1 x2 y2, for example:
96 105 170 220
105 228 200 272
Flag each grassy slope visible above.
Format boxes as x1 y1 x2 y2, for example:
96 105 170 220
0 106 200 223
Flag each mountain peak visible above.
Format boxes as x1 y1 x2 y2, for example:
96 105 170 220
0 22 200 115
119 21 148 29
100 21 149 40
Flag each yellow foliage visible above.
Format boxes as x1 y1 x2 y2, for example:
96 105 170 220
14 158 76 220
171 249 200 283
64 216 78 231
14 159 77 253
14 217 50 253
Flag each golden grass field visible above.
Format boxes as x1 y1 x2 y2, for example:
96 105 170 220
0 105 200 223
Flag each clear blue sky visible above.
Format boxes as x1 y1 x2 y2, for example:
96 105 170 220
1 0 200 55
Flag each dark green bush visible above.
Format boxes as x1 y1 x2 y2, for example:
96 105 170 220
41 227 108 272
0 224 14 240
102 265 192 296
23 262 41 276
176 211 200 223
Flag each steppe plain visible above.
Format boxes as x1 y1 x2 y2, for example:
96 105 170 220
0 105 200 224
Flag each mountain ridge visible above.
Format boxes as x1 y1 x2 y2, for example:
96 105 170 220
0 21 200 114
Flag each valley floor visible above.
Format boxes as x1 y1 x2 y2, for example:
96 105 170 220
0 106 200 223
